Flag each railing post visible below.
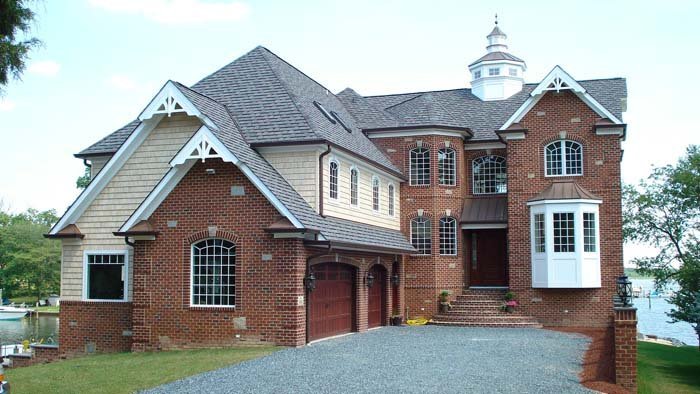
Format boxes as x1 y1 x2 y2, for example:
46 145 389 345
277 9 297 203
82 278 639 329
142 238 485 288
614 305 637 393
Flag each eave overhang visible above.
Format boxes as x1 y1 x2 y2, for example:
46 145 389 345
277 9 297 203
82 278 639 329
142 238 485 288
304 240 415 255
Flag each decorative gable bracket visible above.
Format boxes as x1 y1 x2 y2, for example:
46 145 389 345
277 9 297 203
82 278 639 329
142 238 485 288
171 126 238 167
138 81 218 130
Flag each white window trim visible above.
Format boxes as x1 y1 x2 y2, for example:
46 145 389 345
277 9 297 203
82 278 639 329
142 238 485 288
439 216 458 256
349 165 360 208
410 217 432 256
387 182 396 217
190 239 237 308
371 175 381 213
409 147 430 186
82 250 130 302
438 148 457 186
472 155 507 195
329 158 340 200
544 140 583 177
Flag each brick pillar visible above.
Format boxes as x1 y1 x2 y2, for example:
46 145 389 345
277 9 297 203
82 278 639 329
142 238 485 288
614 306 637 393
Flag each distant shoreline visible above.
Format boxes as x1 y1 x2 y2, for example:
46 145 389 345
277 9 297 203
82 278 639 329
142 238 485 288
624 268 654 279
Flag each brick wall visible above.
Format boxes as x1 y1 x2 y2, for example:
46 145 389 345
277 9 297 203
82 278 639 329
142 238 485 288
506 90 623 326
132 159 307 350
614 307 637 392
59 301 132 355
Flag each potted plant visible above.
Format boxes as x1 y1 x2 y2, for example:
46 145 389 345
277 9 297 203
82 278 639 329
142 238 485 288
501 291 518 313
438 290 452 313
390 314 403 326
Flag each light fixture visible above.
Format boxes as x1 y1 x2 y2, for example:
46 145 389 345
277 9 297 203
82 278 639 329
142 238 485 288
616 275 632 306
391 272 400 287
206 168 216 175
304 271 316 292
365 271 375 288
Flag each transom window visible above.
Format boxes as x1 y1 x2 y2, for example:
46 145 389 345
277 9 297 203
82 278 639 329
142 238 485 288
388 184 395 216
350 167 359 206
545 140 583 176
372 176 380 212
191 239 236 307
410 147 430 186
472 156 507 194
583 212 597 252
438 148 456 186
489 67 500 76
329 160 339 199
85 251 127 301
439 217 457 255
533 213 545 253
411 217 432 255
553 212 575 252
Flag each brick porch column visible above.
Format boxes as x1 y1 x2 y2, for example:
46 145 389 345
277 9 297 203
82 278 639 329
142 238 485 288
614 306 637 392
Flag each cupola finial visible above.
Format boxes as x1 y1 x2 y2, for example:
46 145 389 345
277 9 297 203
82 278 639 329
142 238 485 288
495 13 498 25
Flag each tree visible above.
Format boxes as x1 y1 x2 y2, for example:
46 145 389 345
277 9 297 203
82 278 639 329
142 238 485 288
0 0 42 94
76 164 91 189
0 206 60 302
624 145 700 349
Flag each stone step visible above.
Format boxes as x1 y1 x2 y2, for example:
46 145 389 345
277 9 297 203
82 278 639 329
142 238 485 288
429 321 543 328
434 314 537 321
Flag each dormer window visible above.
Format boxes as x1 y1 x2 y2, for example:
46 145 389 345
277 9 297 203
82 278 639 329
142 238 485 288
473 70 481 79
489 67 500 76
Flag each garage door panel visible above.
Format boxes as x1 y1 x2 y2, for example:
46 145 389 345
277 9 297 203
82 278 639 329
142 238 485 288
309 264 355 341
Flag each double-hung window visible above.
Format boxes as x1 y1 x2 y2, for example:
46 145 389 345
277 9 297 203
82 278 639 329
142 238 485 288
350 167 359 206
438 148 456 186
372 176 380 212
388 184 395 216
410 147 430 186
411 217 432 255
439 217 457 255
84 251 128 301
329 160 339 199
545 140 582 176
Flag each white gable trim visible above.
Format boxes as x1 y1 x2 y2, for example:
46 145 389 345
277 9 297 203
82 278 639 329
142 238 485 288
501 66 623 130
49 117 162 235
139 81 218 131
119 126 304 232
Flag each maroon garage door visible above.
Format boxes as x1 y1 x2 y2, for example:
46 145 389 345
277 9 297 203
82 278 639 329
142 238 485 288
367 265 386 329
309 263 355 341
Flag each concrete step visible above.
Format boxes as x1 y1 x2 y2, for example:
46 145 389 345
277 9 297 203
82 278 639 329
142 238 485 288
429 321 543 328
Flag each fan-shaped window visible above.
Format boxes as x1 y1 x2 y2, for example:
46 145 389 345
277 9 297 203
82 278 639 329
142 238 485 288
411 217 431 255
350 167 359 206
439 217 457 255
191 239 236 307
388 184 395 216
410 147 430 186
329 160 339 199
372 176 380 212
545 140 582 176
472 156 507 194
438 148 456 186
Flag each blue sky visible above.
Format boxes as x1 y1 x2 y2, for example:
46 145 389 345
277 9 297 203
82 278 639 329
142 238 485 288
1 0 698 224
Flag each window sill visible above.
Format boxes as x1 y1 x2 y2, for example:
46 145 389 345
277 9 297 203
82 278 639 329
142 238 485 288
189 305 236 310
82 299 130 303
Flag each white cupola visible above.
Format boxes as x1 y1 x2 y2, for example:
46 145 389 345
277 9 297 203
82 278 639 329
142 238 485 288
469 17 527 101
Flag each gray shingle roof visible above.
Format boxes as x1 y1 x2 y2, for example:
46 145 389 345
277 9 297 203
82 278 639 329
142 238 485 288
170 82 415 253
360 78 626 141
76 120 140 157
469 51 524 67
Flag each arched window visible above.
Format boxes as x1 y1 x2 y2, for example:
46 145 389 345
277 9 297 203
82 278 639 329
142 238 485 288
438 148 456 186
472 156 507 194
409 147 430 186
388 184 395 216
350 167 359 206
545 140 582 176
191 239 236 307
329 160 339 199
372 176 380 212
411 217 431 255
439 217 457 255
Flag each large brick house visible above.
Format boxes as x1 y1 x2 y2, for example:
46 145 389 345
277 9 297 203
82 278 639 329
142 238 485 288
48 23 627 353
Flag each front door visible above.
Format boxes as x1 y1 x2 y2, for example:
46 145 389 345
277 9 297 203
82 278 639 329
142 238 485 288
367 265 386 328
468 229 508 286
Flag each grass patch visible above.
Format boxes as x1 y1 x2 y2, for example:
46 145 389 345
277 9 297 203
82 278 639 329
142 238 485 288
6 346 279 394
33 305 59 313
638 341 700 394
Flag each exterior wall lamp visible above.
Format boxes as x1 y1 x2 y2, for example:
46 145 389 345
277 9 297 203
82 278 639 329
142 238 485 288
616 275 632 306
365 270 375 288
304 271 316 292
391 272 400 287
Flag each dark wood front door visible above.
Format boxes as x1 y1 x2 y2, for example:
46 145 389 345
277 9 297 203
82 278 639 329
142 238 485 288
468 229 508 286
367 265 386 329
309 263 355 341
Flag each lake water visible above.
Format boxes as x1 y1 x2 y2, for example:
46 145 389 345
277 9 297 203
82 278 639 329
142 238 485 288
0 315 58 351
632 278 698 346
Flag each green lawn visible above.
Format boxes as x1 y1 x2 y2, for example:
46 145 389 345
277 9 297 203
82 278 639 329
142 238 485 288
6 346 279 394
638 341 700 394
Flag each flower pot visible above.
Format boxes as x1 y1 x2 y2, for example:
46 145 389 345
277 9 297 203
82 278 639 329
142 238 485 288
505 306 515 313
439 302 451 313
390 316 403 326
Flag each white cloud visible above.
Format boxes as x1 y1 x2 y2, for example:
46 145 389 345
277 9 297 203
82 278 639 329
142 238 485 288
0 99 16 112
107 74 139 92
28 61 61 77
88 0 250 24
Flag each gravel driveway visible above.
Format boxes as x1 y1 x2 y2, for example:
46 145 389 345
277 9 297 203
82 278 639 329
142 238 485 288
144 326 593 394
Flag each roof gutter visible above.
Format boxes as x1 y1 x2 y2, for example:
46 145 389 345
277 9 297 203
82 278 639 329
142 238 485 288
318 144 332 217
304 240 414 255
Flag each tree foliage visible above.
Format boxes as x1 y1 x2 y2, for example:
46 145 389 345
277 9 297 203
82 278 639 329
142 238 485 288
76 164 91 189
0 206 60 301
624 145 700 349
0 0 42 94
